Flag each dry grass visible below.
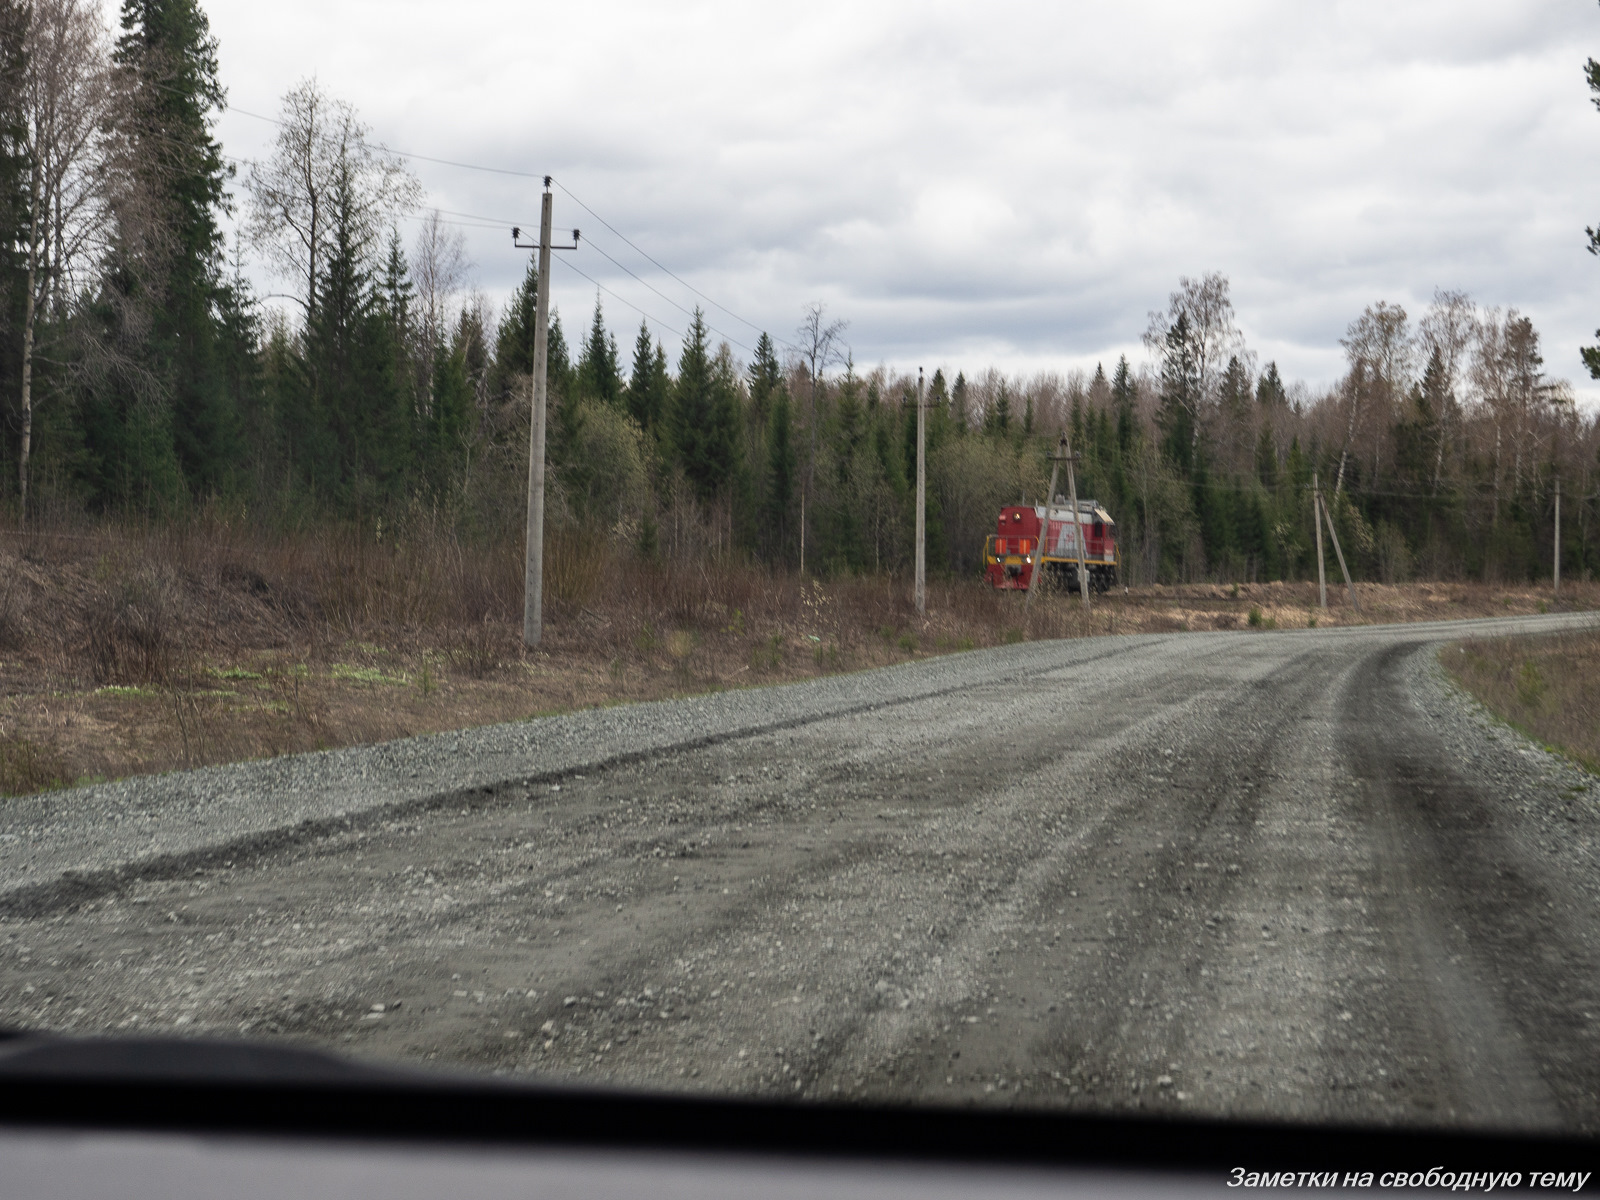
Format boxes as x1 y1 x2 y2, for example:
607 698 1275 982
0 515 1594 797
1441 631 1600 774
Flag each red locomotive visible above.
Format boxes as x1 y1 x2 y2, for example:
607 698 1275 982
984 499 1119 592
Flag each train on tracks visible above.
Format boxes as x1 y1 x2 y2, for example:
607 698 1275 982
983 499 1119 593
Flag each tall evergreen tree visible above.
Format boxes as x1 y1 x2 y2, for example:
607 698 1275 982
1257 361 1287 410
669 309 739 501
625 320 666 431
1112 355 1137 455
488 260 537 403
545 308 572 402
113 0 241 497
763 387 797 562
573 297 622 408
1158 312 1200 472
746 331 782 433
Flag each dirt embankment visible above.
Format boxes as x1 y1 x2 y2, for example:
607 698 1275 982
0 523 1593 796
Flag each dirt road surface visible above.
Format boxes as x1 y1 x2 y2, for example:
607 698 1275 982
3 613 1599 1133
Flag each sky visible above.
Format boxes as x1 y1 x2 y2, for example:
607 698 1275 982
201 0 1600 403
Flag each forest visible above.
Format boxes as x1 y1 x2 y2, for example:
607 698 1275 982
3 0 1599 590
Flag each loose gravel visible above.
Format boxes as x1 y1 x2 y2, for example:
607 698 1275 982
1 610 1597 1133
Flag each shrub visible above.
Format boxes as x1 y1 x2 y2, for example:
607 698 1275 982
0 734 69 796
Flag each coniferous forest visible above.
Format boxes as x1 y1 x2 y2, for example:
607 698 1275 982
3 0 1600 589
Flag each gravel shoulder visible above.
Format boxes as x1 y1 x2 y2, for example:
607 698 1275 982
1 611 1597 1134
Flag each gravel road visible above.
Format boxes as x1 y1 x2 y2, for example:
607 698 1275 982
3 612 1599 1132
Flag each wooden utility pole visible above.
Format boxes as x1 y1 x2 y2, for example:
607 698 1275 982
1317 480 1360 615
1065 440 1090 614
513 182 578 647
915 367 926 616
1313 472 1327 611
1554 475 1562 595
1024 436 1066 614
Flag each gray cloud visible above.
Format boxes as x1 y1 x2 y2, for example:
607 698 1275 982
210 0 1600 400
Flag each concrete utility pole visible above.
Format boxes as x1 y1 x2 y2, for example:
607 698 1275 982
512 182 578 647
1313 472 1327 611
1554 475 1562 595
915 367 926 616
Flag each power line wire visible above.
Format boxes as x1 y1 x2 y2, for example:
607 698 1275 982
554 256 684 343
549 177 770 341
225 107 773 356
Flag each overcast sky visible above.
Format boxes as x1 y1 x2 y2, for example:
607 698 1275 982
203 0 1600 403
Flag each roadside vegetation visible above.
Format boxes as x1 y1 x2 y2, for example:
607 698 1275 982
1443 631 1600 774
2 514 1593 798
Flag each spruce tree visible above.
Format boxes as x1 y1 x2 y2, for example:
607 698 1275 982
1257 361 1287 410
746 332 783 433
951 372 968 433
625 320 664 431
114 0 240 497
1112 355 1136 454
545 308 573 402
488 260 538 403
763 388 797 562
574 298 622 408
669 309 739 501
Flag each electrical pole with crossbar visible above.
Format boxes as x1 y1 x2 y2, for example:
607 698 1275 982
512 181 579 647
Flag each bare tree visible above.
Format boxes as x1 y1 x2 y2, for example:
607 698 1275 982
1143 272 1249 449
245 77 419 319
793 301 848 496
12 0 113 522
1336 301 1412 493
1471 307 1510 525
411 208 469 362
1417 289 1475 493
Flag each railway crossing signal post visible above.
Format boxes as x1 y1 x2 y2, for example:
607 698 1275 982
512 181 579 647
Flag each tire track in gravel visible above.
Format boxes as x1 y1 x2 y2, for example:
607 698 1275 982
2 617 1599 1136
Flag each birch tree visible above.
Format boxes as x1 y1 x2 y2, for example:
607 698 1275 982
245 77 418 320
13 0 112 521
